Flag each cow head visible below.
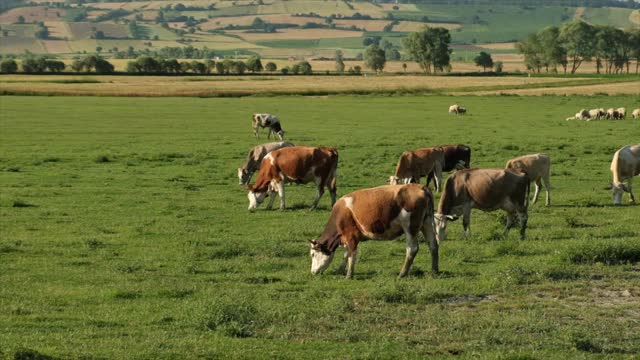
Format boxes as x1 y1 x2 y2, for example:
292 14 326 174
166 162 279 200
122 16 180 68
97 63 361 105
605 182 628 205
434 213 459 242
309 240 335 275
247 185 268 210
276 130 285 141
238 168 252 185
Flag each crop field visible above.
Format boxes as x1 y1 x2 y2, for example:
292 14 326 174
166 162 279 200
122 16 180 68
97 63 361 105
1 94 639 359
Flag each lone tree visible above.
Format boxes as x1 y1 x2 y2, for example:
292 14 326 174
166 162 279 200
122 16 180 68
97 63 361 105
403 26 452 73
474 51 493 71
265 62 277 73
559 21 596 74
245 56 263 73
364 44 386 73
335 49 345 73
0 59 18 74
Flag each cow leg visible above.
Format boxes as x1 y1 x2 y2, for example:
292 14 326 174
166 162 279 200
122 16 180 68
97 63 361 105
336 250 348 275
267 128 272 139
265 190 276 210
504 211 516 237
277 181 286 210
253 124 259 139
310 177 325 210
543 174 551 206
426 172 433 189
462 205 472 239
345 244 358 280
421 217 439 274
532 178 541 204
517 209 528 240
433 162 443 193
628 178 635 204
399 230 419 278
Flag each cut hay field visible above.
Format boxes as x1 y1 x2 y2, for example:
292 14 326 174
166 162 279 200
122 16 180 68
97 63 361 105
1 74 630 97
1 94 639 359
227 28 364 41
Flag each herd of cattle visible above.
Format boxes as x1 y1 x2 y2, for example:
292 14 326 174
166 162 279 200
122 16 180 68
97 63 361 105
241 113 640 279
566 107 640 121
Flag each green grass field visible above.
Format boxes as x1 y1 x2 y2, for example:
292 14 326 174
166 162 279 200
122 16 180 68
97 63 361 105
1 95 640 359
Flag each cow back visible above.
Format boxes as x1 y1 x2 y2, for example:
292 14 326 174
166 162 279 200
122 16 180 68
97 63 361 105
440 144 471 171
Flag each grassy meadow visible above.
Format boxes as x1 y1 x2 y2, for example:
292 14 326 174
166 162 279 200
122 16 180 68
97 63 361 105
1 94 640 358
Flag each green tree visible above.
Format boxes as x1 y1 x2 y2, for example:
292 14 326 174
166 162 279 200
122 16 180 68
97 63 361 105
221 59 234 74
296 61 312 75
335 50 345 74
215 61 225 74
71 59 84 72
516 33 544 73
0 59 18 73
364 44 386 73
629 29 640 74
402 26 452 73
537 26 567 73
245 56 263 73
473 51 493 71
559 21 596 74
231 61 247 74
46 60 66 72
386 48 401 61
135 56 160 73
94 58 114 74
493 61 503 73
17 16 25 24
190 60 207 74
34 24 49 39
265 62 277 73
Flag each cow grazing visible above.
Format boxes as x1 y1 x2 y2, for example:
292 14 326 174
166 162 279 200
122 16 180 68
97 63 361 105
449 104 466 115
309 184 438 279
616 107 626 119
606 144 640 205
252 113 285 140
505 153 551 206
247 146 338 210
237 141 295 185
389 147 445 192
426 144 471 189
434 168 530 242
632 109 640 119
588 109 602 120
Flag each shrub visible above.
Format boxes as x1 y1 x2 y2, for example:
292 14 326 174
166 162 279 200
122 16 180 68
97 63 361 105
565 240 640 265
0 59 18 73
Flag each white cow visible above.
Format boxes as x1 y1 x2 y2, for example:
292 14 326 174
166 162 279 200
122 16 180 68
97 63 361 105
607 144 640 205
632 109 640 119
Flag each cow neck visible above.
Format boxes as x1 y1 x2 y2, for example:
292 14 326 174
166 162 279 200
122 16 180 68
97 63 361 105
316 214 342 255
251 177 271 193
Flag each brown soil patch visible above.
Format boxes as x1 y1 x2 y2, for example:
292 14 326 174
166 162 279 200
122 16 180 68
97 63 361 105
476 42 516 51
227 28 363 41
393 21 460 32
44 21 71 39
42 40 72 54
0 6 66 23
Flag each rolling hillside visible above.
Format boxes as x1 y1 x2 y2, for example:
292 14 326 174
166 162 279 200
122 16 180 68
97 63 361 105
1 0 638 59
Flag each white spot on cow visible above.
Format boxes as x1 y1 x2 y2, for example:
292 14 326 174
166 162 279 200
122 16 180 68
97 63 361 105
343 196 354 210
264 153 275 166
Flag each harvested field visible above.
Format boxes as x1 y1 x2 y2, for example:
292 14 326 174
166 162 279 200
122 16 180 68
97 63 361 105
476 42 517 50
393 21 460 32
227 28 363 41
0 36 45 54
0 6 66 23
462 81 640 96
200 15 322 30
42 40 72 54
0 75 608 97
380 3 419 11
67 22 130 40
85 10 109 21
44 21 71 39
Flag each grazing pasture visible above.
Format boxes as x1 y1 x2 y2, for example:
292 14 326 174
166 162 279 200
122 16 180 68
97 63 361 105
1 95 640 359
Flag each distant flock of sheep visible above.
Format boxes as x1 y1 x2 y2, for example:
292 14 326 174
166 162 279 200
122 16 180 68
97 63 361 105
241 110 639 279
566 107 640 121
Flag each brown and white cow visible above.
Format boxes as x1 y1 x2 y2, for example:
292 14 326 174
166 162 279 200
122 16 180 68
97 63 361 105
389 147 445 192
435 168 530 241
247 146 338 210
252 113 285 140
426 144 471 189
505 153 551 206
309 184 438 279
606 144 640 205
238 141 295 185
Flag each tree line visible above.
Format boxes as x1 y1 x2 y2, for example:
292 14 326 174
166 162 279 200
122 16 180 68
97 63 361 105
517 21 640 74
0 55 315 75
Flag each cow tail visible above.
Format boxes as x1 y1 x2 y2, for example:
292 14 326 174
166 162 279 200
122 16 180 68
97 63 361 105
330 149 338 190
524 179 530 209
